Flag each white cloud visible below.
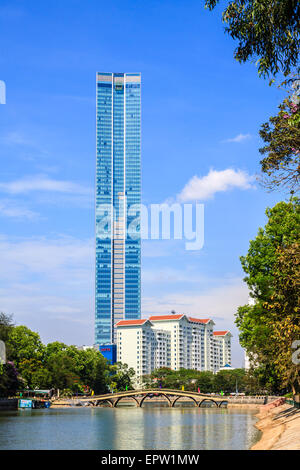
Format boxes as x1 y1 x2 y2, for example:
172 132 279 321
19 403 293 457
0 200 39 219
0 234 94 345
222 133 251 143
0 175 91 196
142 266 205 284
177 168 255 202
142 281 248 320
142 240 185 258
1 131 35 147
0 235 93 280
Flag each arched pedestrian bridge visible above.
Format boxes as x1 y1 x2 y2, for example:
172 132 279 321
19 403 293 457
64 389 228 408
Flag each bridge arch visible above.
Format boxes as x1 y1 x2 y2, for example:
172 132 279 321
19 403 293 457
218 400 228 408
198 398 218 408
139 393 172 408
96 399 113 408
171 396 198 408
113 395 139 408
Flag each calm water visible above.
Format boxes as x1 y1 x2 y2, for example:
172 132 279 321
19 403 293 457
0 407 260 450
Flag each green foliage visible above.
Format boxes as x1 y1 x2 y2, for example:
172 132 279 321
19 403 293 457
0 362 23 397
144 367 262 394
7 325 45 365
236 198 300 393
204 0 300 78
205 3 300 190
0 312 14 359
240 198 300 301
0 312 14 342
0 313 24 396
259 86 300 192
262 242 300 393
195 371 215 393
110 362 135 391
0 315 114 396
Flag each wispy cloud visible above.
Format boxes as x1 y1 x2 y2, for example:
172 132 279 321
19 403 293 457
142 266 206 284
0 131 50 161
0 234 94 344
0 235 93 280
0 200 39 219
142 280 248 320
0 131 36 147
222 133 251 143
177 168 255 202
0 175 92 196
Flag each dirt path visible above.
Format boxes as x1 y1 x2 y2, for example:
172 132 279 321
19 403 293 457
252 403 300 450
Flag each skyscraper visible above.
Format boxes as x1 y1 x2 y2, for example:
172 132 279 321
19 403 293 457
95 72 141 346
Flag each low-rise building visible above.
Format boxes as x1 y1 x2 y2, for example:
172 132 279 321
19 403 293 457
213 331 232 370
116 314 232 382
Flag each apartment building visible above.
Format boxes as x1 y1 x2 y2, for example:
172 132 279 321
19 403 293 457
213 331 232 370
116 314 232 381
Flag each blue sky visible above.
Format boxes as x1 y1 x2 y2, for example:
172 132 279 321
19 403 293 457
0 0 287 366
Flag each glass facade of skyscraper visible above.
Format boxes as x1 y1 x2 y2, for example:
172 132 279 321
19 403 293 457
95 72 141 345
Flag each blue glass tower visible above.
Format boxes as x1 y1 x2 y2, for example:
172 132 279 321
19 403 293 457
95 72 141 345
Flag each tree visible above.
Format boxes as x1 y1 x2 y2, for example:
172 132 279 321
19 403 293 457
0 312 14 359
262 243 300 394
110 362 135 391
213 369 246 393
7 325 44 366
0 314 23 395
0 361 23 397
239 198 299 301
204 1 300 78
42 344 110 394
259 84 300 192
0 312 14 342
0 317 113 395
204 2 300 191
76 348 110 394
236 198 300 393
195 371 215 393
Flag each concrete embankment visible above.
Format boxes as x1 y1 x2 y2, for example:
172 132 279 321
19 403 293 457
251 399 300 450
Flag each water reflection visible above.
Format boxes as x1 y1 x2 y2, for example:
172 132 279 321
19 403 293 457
0 407 260 450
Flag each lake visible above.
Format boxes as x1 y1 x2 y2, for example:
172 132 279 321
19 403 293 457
0 406 261 450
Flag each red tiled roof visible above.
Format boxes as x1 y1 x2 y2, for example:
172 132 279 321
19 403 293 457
213 330 229 336
149 314 184 321
188 317 211 324
115 319 148 327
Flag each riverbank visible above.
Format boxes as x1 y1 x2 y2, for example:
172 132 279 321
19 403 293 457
251 403 300 450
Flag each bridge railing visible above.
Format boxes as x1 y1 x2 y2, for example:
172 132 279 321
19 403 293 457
80 388 227 401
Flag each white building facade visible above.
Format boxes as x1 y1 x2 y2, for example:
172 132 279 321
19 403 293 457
116 315 232 381
213 331 233 372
